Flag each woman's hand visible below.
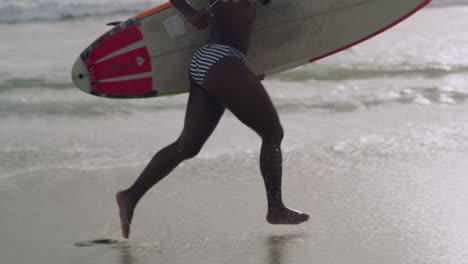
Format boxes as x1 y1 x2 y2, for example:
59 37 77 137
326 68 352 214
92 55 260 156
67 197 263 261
185 8 215 30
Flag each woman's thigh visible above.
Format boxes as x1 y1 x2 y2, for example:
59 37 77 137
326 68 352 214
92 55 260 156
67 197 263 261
178 82 225 152
203 57 282 139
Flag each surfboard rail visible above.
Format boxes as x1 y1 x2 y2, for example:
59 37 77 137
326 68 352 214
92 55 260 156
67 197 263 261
136 2 173 20
308 0 432 64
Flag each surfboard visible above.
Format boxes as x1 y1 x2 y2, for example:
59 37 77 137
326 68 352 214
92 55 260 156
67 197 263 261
71 0 431 98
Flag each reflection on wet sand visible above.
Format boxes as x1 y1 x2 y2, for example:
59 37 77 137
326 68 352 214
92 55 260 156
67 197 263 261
265 233 307 264
118 241 136 264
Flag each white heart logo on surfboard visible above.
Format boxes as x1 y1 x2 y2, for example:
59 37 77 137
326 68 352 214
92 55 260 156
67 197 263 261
136 57 145 67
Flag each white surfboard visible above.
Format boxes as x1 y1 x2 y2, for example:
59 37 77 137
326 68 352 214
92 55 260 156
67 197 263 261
71 0 431 98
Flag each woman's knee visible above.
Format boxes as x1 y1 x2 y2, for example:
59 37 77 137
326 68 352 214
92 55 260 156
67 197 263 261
261 123 284 144
174 139 203 160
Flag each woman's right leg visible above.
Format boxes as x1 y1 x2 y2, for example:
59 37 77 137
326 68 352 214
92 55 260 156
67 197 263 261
116 83 225 238
204 57 309 225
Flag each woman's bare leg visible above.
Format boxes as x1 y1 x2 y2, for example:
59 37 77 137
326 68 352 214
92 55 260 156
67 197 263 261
116 84 225 238
204 57 309 224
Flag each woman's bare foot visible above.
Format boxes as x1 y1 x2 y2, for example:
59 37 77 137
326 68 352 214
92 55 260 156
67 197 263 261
267 206 309 225
116 191 137 239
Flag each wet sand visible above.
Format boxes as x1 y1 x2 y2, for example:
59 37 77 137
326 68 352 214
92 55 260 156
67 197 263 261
2 104 468 264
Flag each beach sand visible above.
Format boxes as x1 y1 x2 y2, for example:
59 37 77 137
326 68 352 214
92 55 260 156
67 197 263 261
2 103 468 264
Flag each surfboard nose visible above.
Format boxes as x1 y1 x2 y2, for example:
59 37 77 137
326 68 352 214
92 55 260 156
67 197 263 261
71 57 91 93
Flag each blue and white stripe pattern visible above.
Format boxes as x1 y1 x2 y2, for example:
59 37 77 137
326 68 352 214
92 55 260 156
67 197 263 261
189 43 247 86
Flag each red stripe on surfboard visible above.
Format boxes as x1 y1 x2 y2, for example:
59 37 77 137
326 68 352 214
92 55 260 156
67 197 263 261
91 77 153 96
309 0 432 63
136 2 173 20
85 25 144 67
88 47 152 83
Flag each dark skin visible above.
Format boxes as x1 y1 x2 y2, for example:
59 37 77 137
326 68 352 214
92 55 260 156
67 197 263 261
116 0 309 239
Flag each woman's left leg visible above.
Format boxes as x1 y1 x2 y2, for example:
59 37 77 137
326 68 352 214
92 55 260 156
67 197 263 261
116 83 225 238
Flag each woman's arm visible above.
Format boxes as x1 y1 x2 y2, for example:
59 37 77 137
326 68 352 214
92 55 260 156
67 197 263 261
170 0 214 30
170 0 195 16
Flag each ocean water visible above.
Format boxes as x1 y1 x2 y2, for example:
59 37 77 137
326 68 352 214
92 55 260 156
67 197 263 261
1 1 468 264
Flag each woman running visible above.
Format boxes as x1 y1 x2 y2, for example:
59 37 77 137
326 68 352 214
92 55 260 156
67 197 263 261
116 0 309 239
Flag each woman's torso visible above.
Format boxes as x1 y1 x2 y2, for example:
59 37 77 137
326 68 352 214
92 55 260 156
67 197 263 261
207 0 257 55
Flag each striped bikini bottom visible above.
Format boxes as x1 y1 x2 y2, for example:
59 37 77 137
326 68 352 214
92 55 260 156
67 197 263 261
189 43 247 87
